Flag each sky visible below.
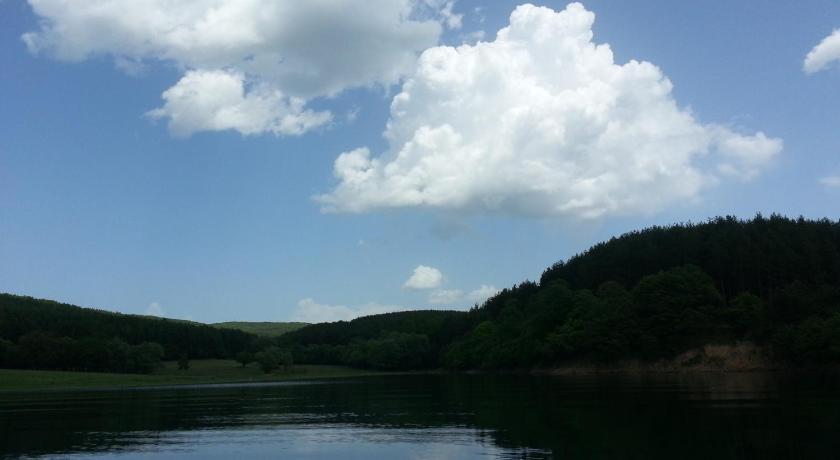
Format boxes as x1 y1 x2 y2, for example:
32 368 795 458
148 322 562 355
1 0 840 323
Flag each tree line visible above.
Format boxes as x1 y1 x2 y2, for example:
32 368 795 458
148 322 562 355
278 310 471 370
0 294 256 359
0 332 165 373
279 215 840 370
443 265 840 368
0 294 264 373
4 215 839 373
540 214 840 300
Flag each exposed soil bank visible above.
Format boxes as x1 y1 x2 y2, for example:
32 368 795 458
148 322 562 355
534 342 838 375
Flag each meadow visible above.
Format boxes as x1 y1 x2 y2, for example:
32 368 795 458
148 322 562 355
0 360 394 391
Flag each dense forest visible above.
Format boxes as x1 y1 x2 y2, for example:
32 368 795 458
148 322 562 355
0 294 259 373
278 310 470 370
281 215 840 370
213 321 308 337
3 215 840 374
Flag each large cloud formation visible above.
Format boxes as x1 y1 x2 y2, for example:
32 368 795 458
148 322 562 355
804 30 840 74
23 0 454 136
318 3 782 218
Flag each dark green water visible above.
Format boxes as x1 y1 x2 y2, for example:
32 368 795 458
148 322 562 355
1 373 839 459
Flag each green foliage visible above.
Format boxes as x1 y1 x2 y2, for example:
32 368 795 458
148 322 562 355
5 215 840 373
630 265 723 357
213 322 308 337
544 289 629 362
0 363 393 391
0 338 13 367
540 215 840 299
107 338 131 373
279 349 294 371
254 347 293 374
346 332 431 370
235 351 254 368
281 310 469 370
278 215 840 370
248 336 276 353
128 342 165 374
0 331 166 374
722 292 767 337
255 349 278 374
433 216 840 369
462 321 507 369
0 294 256 360
772 314 840 364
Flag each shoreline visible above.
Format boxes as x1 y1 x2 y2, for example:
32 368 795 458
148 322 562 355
0 361 404 393
4 349 838 393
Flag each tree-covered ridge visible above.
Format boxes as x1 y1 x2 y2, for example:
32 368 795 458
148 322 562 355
213 321 309 337
279 215 840 370
447 215 840 369
540 215 840 299
3 215 839 374
0 294 256 362
278 310 471 370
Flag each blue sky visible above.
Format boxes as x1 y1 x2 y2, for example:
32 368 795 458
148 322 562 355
2 0 839 323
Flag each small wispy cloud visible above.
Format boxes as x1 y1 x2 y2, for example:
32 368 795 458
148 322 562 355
145 301 164 317
429 289 463 304
428 284 499 306
819 175 840 188
291 298 402 323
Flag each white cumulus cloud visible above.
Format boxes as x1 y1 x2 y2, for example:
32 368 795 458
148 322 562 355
291 298 403 323
804 29 840 74
23 0 451 136
403 265 444 289
146 69 332 137
317 3 782 218
713 128 783 180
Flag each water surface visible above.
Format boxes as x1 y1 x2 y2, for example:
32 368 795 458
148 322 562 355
1 373 838 459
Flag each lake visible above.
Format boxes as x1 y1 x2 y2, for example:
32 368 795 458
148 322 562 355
1 372 838 459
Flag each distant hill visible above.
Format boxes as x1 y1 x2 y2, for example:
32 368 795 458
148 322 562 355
0 293 257 361
278 309 471 369
4 214 840 374
213 321 308 337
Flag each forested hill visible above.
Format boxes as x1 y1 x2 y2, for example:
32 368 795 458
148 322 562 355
213 321 308 337
281 215 840 371
278 310 470 370
0 294 256 360
540 215 840 299
444 215 840 369
3 215 839 374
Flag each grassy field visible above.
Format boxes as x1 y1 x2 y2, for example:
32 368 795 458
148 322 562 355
0 360 394 392
212 321 308 337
